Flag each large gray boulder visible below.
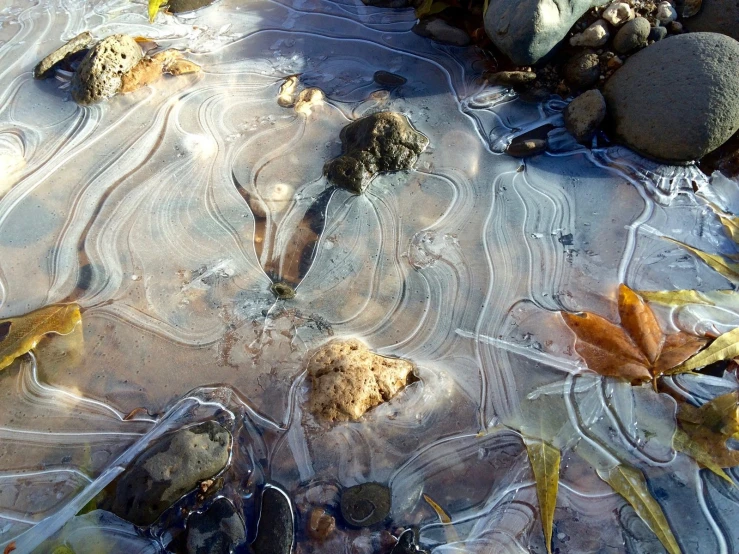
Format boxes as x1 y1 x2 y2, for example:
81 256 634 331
483 0 608 65
684 0 739 42
603 32 739 163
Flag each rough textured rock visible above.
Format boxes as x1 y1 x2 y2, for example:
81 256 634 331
612 17 651 53
413 17 471 46
307 338 416 421
340 483 391 528
483 0 608 65
251 486 294 554
70 34 143 105
34 31 93 79
186 498 246 554
564 89 607 142
563 49 601 89
602 2 634 26
570 19 609 47
168 0 217 13
603 32 739 162
684 0 739 41
324 112 429 194
488 71 537 86
111 421 231 526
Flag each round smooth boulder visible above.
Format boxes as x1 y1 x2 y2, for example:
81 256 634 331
603 32 739 163
684 0 739 42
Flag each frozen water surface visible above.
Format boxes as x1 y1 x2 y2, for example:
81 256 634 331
1 0 739 552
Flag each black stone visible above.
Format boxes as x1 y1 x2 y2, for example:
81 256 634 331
250 486 294 554
373 71 407 87
186 498 246 554
391 528 429 554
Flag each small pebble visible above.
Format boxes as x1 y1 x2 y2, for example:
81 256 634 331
487 70 537 86
570 19 610 47
649 25 668 41
602 2 635 26
656 1 678 23
373 71 407 87
667 20 683 33
307 508 335 541
506 138 547 157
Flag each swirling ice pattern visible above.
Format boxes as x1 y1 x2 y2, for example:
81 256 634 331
0 0 738 551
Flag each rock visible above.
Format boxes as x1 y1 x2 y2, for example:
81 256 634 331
373 71 407 87
391 528 429 554
603 32 739 162
324 112 429 194
601 2 635 26
562 49 601 89
340 483 391 528
649 25 668 41
505 138 548 157
570 19 609 47
483 0 608 66
487 70 537 86
564 89 607 142
612 17 650 53
413 17 471 46
656 1 678 23
186 498 246 554
110 421 231 526
307 508 335 541
34 31 93 79
168 0 217 12
675 0 702 18
684 0 739 41
251 485 294 554
271 282 296 299
667 20 684 33
70 34 143 105
307 338 416 421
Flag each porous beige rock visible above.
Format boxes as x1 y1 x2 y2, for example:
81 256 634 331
307 338 416 422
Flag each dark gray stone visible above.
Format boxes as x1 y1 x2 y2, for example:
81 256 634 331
168 0 217 13
70 34 143 105
684 0 739 41
488 71 537 86
373 71 407 87
649 25 668 42
391 528 429 554
34 32 93 79
613 17 651 53
340 482 391 527
324 112 429 194
562 50 601 89
251 486 294 554
186 498 246 554
412 17 471 46
506 138 548 157
111 421 231 526
603 32 739 162
483 0 608 65
564 89 607 142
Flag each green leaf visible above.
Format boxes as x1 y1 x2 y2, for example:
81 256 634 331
673 326 739 372
525 438 560 554
597 464 681 554
673 428 733 485
666 238 739 285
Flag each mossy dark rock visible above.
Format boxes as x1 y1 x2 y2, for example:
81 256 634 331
110 421 231 526
186 498 246 554
604 32 739 162
340 482 391 527
324 112 428 193
34 31 93 79
251 486 294 554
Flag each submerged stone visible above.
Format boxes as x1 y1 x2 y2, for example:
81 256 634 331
111 421 231 526
340 482 391 528
186 498 246 554
270 282 296 300
373 71 407 87
34 31 93 79
251 485 294 554
324 112 429 194
391 528 429 554
168 0 218 13
70 34 143 105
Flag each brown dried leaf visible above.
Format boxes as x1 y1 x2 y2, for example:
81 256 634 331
678 391 739 468
653 333 708 378
618 284 664 364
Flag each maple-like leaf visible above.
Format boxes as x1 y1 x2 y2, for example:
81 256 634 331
0 304 81 371
562 284 706 383
677 390 739 469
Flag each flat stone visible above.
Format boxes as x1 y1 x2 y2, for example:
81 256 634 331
110 421 231 526
34 31 93 79
373 71 407 87
603 32 739 162
483 0 608 65
564 89 607 142
251 486 294 554
324 112 428 194
340 483 391 527
613 17 651 54
186 498 246 554
684 0 739 41
506 138 547 157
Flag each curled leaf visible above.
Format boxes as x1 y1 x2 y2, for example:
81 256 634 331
673 327 739 372
0 304 81 371
525 438 560 554
666 237 739 285
423 494 460 543
597 464 680 554
678 391 739 469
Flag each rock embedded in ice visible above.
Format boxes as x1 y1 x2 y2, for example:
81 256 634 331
340 482 391 527
604 32 739 162
390 528 429 554
487 70 537 86
324 112 429 194
34 31 93 79
306 338 416 421
613 17 651 53
110 421 231 526
186 498 246 554
570 19 610 47
251 486 294 554
307 508 336 541
506 137 548 157
564 89 607 142
483 0 609 65
70 34 143 105
168 0 218 13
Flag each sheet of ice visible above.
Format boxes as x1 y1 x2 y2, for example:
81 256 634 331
1 0 739 551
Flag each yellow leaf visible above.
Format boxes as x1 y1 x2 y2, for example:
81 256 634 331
597 464 681 554
666 238 739 285
673 428 733 484
148 0 166 22
678 392 739 469
706 201 739 246
415 0 434 17
674 327 739 372
638 289 718 307
0 304 81 371
423 494 460 543
525 438 560 554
